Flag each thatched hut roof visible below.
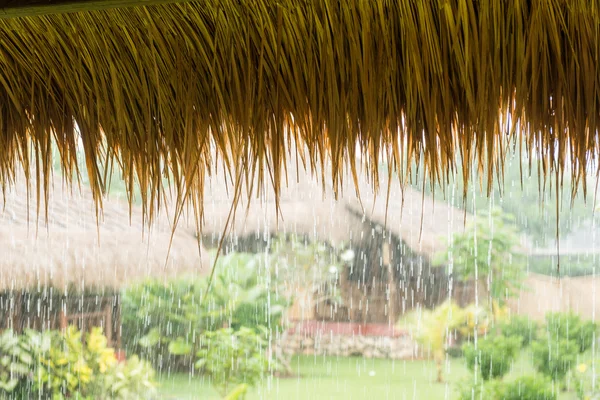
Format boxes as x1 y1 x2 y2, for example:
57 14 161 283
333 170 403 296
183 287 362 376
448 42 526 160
0 1 596 226
202 165 469 257
0 177 211 291
201 164 352 247
343 174 469 257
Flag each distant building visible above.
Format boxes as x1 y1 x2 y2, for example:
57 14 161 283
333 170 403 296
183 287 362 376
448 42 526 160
200 165 472 325
0 175 211 348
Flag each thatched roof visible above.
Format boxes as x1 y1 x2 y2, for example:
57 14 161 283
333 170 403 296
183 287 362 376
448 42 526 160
0 177 211 290
202 165 469 257
0 1 597 226
201 164 351 247
343 174 469 257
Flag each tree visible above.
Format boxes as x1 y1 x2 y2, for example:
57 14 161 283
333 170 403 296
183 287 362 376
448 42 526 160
196 327 269 398
409 156 598 247
435 208 525 310
401 300 465 383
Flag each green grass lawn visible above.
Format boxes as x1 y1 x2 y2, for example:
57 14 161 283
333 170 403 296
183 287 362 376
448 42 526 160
158 355 464 399
157 353 581 400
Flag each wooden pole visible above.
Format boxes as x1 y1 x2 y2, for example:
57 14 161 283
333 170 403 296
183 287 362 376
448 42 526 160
116 295 122 350
0 0 193 19
104 303 113 347
12 293 21 333
59 309 68 332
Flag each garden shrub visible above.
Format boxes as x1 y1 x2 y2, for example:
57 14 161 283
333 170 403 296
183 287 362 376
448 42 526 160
403 300 466 383
0 327 156 400
497 315 538 347
445 345 463 358
457 376 555 400
100 355 157 399
196 327 269 397
122 252 290 370
501 376 556 400
456 379 502 400
545 312 597 353
463 335 521 380
0 329 43 397
531 338 578 381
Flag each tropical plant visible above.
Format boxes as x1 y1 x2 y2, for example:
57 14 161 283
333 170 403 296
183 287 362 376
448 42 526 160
435 208 525 307
196 327 269 398
400 300 465 383
0 329 45 396
532 338 578 382
456 302 510 341
463 335 521 380
545 312 597 353
124 251 291 370
0 327 156 400
99 355 156 399
208 252 289 331
36 326 94 397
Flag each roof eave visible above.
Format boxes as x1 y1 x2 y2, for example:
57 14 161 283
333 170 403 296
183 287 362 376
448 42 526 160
0 0 188 18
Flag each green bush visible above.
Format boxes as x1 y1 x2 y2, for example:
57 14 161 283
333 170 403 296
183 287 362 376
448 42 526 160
498 316 538 347
457 376 555 400
100 355 157 399
545 312 597 353
0 327 156 400
446 345 463 358
0 330 42 397
532 338 578 381
456 379 502 400
463 335 521 380
502 376 556 400
122 252 290 370
196 327 269 397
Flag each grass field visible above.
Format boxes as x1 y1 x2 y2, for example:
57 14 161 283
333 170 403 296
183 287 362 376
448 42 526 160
157 353 581 400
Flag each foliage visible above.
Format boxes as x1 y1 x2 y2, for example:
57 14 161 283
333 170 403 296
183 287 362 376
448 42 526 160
36 326 94 397
400 300 465 382
435 208 525 305
445 346 463 358
531 338 578 381
0 329 45 396
496 315 538 347
573 361 600 400
501 376 557 400
456 379 502 400
125 241 350 373
529 254 599 278
267 235 353 308
123 251 291 369
545 312 597 353
463 335 521 380
223 384 249 400
457 375 555 400
122 277 208 367
412 156 598 247
196 327 269 397
0 327 156 400
455 302 509 342
100 355 157 399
